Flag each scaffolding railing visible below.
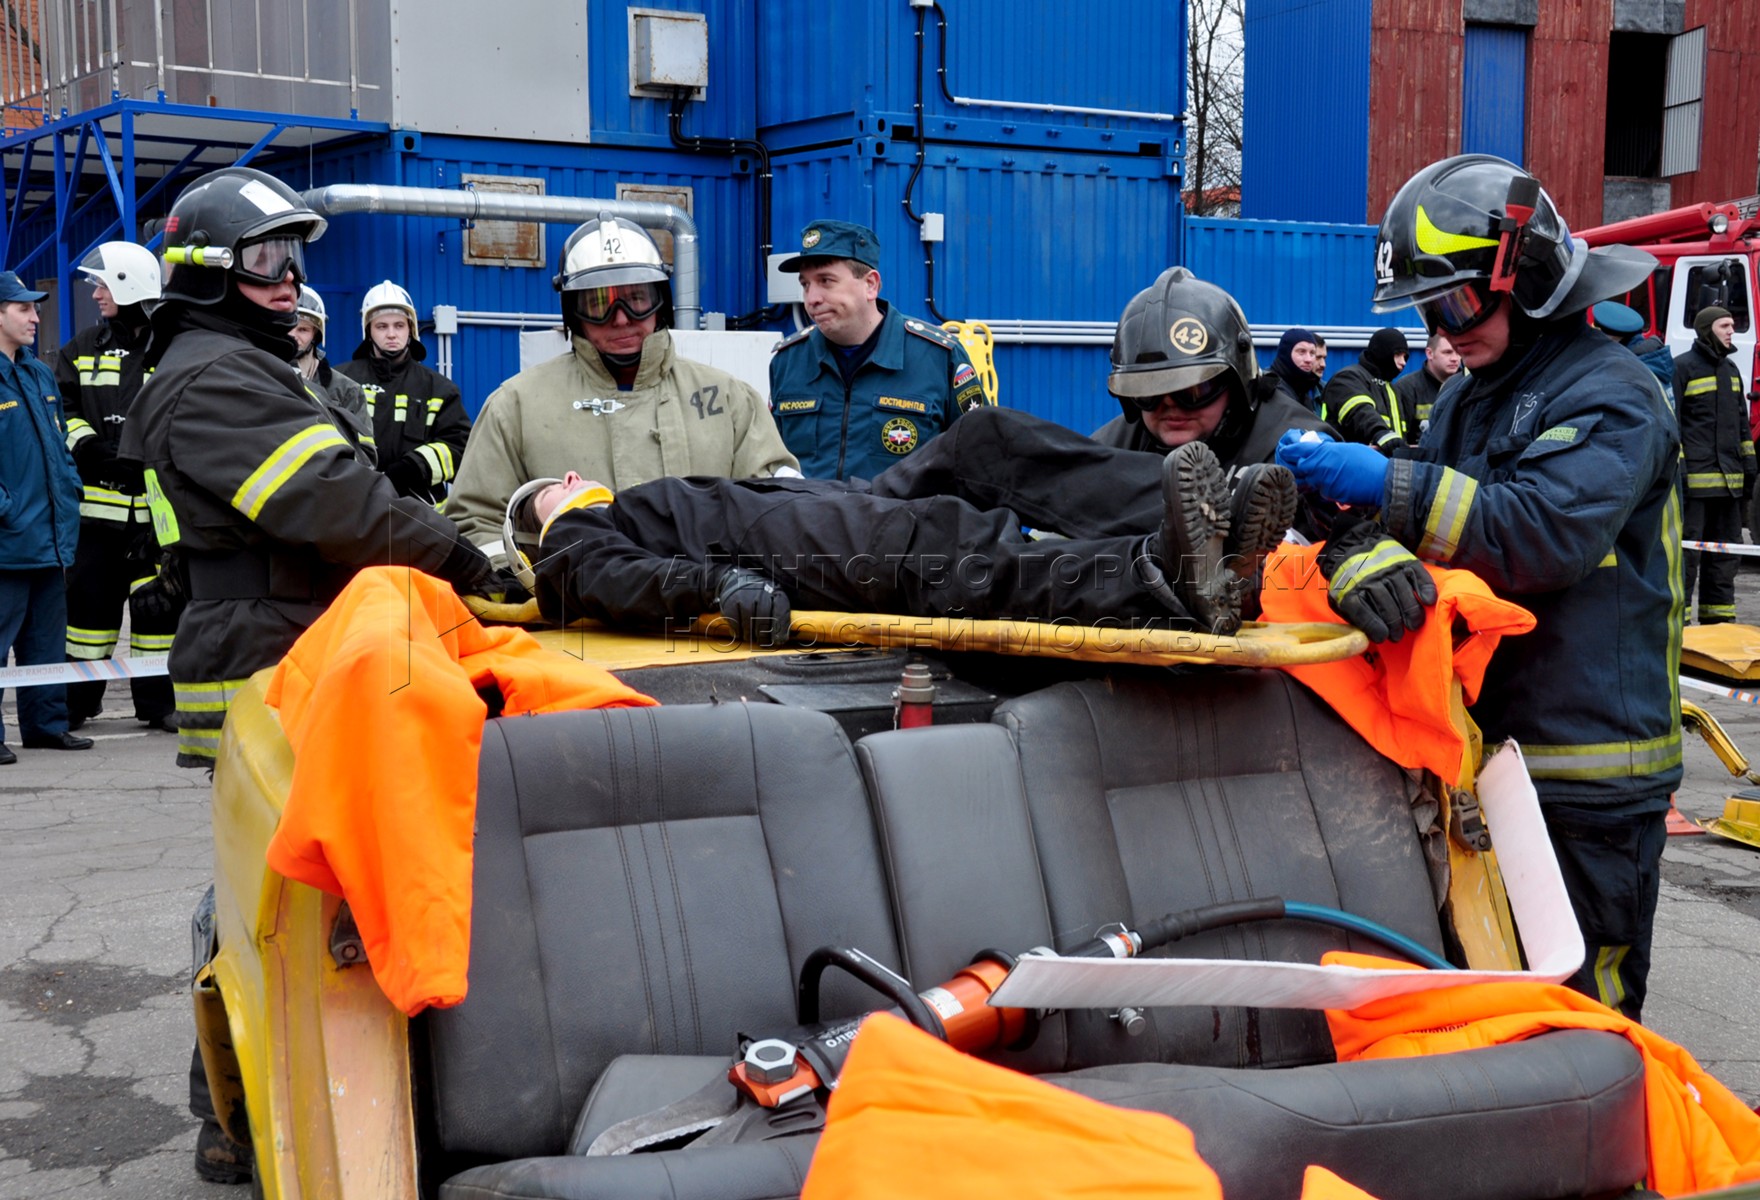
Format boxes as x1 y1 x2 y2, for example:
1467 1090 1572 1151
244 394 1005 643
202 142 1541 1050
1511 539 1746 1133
4 0 377 135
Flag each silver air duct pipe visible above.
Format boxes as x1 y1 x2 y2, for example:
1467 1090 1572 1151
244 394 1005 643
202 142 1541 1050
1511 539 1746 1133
300 184 704 330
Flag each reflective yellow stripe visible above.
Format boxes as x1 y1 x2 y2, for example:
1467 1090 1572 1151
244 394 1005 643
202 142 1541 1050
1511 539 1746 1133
173 680 252 712
1598 551 1616 568
1683 377 1716 396
394 394 409 422
425 397 444 429
143 469 181 547
1700 604 1738 619
1418 467 1477 562
232 424 349 521
1684 471 1745 490
416 442 455 484
129 632 176 652
78 484 146 522
65 417 96 451
1336 395 1375 421
1415 204 1499 256
1522 733 1682 780
177 728 222 760
1330 540 1416 600
1594 946 1629 1010
1662 486 1684 736
65 626 120 658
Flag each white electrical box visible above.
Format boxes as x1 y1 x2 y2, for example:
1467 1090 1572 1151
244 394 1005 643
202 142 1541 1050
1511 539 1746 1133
630 9 709 97
767 253 805 304
920 213 945 243
431 305 459 335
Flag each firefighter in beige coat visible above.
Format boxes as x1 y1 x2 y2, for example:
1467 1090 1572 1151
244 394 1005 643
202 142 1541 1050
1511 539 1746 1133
448 217 797 565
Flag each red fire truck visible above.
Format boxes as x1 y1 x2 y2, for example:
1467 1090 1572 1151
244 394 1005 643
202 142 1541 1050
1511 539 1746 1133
1580 198 1759 399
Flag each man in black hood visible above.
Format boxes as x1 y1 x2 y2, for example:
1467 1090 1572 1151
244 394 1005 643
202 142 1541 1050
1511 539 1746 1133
1317 326 1411 449
1266 327 1323 412
1673 303 1755 623
337 280 472 503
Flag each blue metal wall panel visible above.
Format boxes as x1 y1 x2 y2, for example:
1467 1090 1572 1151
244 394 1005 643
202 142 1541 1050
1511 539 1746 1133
770 144 1177 325
1242 0 1372 222
756 0 1184 147
588 0 760 146
296 135 760 413
1461 25 1527 166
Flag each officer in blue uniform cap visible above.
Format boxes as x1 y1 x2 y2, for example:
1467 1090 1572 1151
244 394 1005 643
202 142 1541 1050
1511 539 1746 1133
769 219 983 481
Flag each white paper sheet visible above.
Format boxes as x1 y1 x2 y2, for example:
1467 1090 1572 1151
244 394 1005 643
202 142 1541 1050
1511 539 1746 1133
986 742 1583 1012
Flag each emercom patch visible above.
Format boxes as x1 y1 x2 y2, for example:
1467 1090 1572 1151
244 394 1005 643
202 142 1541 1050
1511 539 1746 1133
1534 425 1578 445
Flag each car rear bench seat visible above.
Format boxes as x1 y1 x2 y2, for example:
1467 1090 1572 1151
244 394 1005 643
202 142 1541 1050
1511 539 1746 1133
431 672 1645 1200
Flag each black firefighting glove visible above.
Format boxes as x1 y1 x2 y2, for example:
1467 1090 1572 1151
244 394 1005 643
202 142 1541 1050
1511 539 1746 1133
71 436 118 485
383 454 429 498
129 557 186 626
1316 517 1437 644
712 568 792 648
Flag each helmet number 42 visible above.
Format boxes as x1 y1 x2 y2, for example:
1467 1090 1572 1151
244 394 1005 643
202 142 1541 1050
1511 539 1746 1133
1375 239 1395 286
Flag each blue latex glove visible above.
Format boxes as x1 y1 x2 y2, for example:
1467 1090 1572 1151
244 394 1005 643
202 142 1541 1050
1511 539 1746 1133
1274 430 1390 507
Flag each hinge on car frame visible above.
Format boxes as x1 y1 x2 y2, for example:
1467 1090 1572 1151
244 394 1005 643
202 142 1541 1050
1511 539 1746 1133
329 902 366 969
1449 787 1493 854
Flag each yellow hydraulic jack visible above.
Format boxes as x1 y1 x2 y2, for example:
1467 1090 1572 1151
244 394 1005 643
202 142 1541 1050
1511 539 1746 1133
1681 700 1760 849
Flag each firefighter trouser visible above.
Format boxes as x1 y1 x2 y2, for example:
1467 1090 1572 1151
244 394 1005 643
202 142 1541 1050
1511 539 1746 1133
63 518 175 722
1544 797 1668 1021
866 407 1162 539
1683 496 1742 624
621 476 1188 627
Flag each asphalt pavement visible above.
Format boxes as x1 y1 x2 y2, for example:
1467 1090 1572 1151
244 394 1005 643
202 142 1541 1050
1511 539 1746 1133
3 592 1760 1196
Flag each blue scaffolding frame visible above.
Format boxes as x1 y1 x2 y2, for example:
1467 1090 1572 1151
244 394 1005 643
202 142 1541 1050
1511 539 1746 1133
1 97 383 336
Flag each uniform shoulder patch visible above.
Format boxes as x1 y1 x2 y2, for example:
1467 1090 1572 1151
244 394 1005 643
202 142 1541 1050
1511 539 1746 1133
773 328 813 354
1533 425 1578 444
904 320 957 349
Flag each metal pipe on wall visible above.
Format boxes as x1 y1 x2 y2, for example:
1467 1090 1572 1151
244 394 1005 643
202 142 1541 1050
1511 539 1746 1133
300 184 705 330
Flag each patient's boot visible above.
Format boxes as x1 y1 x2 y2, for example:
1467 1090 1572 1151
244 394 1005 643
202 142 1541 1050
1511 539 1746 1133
1147 441 1238 635
1223 463 1298 582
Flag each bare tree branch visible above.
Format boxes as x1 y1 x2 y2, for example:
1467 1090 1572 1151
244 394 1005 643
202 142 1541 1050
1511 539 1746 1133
1186 0 1244 216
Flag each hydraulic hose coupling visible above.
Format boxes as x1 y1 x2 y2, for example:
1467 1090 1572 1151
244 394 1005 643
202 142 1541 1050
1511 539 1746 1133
894 659 936 729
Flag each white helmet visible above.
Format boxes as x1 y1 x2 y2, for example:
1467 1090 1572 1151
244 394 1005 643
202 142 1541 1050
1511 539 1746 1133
78 242 162 308
553 216 671 336
296 285 327 342
360 280 418 338
502 476 615 590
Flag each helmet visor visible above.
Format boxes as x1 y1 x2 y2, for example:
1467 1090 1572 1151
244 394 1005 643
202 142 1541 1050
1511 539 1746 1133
576 282 664 324
1127 373 1232 413
1417 281 1502 336
234 236 308 286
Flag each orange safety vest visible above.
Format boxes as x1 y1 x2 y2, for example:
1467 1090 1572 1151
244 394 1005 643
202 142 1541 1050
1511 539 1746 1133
263 567 657 1015
803 1012 1386 1199
1324 951 1760 1197
1259 544 1536 781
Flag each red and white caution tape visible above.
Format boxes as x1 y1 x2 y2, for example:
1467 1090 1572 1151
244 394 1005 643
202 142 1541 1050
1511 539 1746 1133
1682 540 1760 557
1680 674 1760 707
0 656 169 690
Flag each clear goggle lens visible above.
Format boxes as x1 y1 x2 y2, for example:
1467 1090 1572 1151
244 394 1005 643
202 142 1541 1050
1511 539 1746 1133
233 236 307 286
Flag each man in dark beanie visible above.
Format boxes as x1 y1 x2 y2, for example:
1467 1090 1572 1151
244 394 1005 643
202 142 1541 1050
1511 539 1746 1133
1316 326 1410 450
1265 327 1323 411
1673 304 1754 623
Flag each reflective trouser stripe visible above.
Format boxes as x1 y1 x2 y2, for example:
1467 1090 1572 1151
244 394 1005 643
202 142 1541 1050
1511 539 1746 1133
1700 603 1738 619
416 441 455 484
130 632 176 653
177 723 222 763
233 424 350 520
1417 467 1478 562
173 680 252 713
66 626 120 659
1593 946 1630 1011
1522 734 1683 780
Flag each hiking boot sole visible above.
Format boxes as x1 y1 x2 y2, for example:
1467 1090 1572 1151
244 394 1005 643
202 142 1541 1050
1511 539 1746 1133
1160 442 1239 635
1225 463 1299 581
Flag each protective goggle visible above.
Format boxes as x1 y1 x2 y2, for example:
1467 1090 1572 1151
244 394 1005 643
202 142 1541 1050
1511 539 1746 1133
232 236 308 286
1416 281 1502 336
1129 373 1231 413
575 282 664 325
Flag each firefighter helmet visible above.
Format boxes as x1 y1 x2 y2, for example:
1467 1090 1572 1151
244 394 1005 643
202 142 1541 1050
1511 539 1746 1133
1109 266 1258 405
553 216 672 336
296 286 327 343
360 280 419 339
1373 154 1655 321
502 475 615 590
160 167 325 306
77 242 162 308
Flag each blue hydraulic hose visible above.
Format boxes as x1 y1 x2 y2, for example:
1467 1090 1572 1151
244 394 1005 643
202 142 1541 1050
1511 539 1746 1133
1282 901 1457 971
